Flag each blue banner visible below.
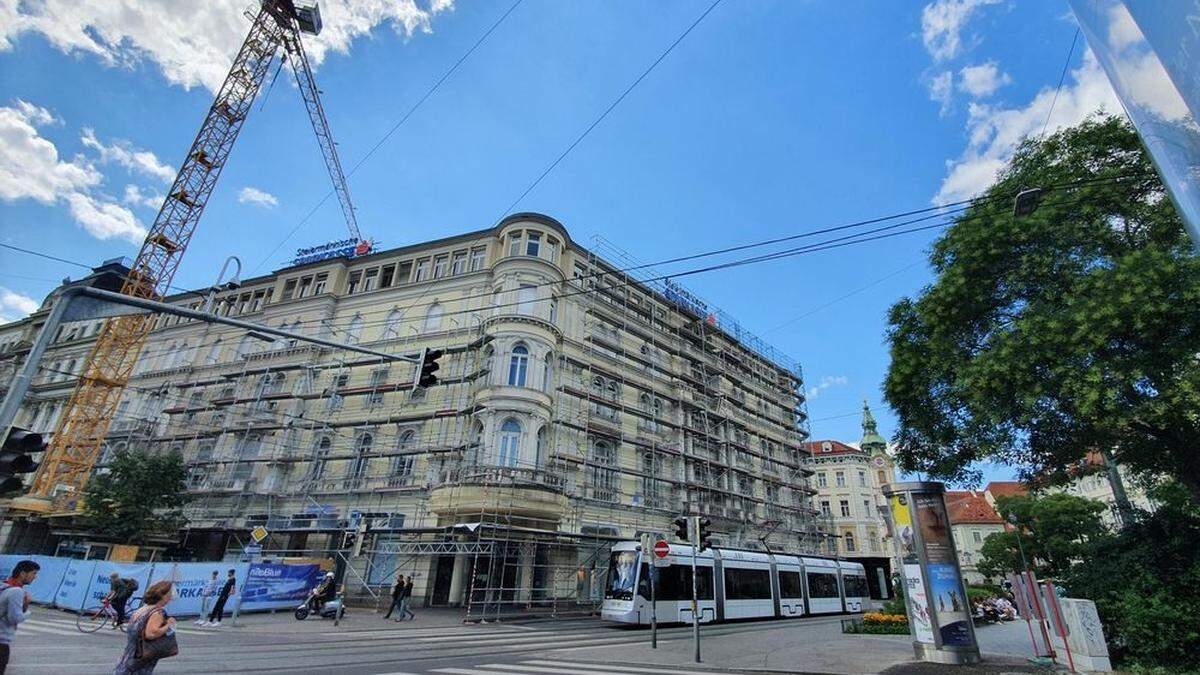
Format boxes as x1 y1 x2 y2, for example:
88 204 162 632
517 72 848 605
85 562 154 610
241 562 322 610
54 560 97 611
147 562 244 618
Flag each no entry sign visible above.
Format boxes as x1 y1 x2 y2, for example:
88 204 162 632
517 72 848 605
653 540 670 559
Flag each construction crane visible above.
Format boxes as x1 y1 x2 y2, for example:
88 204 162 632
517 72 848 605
18 0 360 513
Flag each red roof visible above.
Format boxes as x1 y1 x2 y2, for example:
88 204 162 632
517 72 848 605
944 491 1004 525
804 440 863 456
984 481 1028 500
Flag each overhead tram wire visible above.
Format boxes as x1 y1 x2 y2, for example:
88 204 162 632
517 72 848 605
252 0 527 273
1041 26 1081 139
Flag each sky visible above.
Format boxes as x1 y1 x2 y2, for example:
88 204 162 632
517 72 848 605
0 0 1133 487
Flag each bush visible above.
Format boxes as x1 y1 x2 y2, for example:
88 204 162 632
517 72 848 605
966 586 997 604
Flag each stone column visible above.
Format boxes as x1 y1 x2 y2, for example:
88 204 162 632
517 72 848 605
448 553 469 606
517 545 535 604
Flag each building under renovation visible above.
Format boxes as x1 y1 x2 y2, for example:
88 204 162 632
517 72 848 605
0 213 826 617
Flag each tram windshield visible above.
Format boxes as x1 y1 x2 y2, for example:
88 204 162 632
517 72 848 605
605 550 640 600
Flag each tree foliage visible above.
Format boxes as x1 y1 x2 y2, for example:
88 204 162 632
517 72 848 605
80 449 189 544
975 493 1108 579
884 115 1200 500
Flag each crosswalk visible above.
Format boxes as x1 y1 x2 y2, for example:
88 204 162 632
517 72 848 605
18 613 218 638
428 659 744 675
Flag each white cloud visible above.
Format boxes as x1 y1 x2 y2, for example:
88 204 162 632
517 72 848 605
0 99 146 243
807 375 849 401
929 70 955 116
0 0 455 93
0 288 39 321
921 0 1001 61
959 61 1011 98
81 128 174 182
123 184 163 210
237 186 278 208
934 52 1122 204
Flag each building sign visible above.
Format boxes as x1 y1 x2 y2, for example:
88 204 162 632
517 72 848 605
663 279 708 318
290 238 375 266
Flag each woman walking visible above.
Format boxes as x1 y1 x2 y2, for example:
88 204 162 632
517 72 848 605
114 581 178 675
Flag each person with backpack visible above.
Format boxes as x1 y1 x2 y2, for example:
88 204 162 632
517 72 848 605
382 575 405 620
105 573 138 629
0 559 40 673
202 569 236 627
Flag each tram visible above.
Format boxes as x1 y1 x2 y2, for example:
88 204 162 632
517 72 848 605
600 541 869 624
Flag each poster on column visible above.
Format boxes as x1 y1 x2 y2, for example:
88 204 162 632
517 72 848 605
240 563 322 610
55 560 98 611
913 493 973 647
84 562 154 609
902 563 935 643
147 562 234 617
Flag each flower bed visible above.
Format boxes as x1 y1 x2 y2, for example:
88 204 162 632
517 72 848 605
843 613 911 635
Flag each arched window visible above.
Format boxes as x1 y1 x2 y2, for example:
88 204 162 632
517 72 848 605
424 303 443 332
507 344 529 387
498 418 521 467
606 380 619 402
591 376 605 395
589 440 617 501
311 436 332 479
346 314 364 345
392 429 415 478
382 308 403 340
639 393 652 412
348 432 373 478
844 531 856 552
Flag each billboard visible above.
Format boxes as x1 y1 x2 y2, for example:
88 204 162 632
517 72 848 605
240 562 323 610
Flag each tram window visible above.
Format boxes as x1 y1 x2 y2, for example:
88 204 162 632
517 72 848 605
723 568 771 600
843 574 869 597
806 572 840 598
641 564 714 601
779 571 803 598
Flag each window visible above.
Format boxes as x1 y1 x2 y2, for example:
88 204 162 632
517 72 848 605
858 470 867 487
451 252 466 275
414 259 430 282
368 369 388 405
507 345 529 387
779 571 803 598
363 268 379 292
236 335 256 359
877 470 887 485
311 436 332 479
972 531 982 543
526 232 541 257
424 303 443 332
864 499 871 518
328 372 349 411
546 236 559 263
348 432 373 478
590 440 618 501
297 276 313 298
392 430 416 478
845 532 856 552
840 499 851 517
835 471 846 487
379 265 395 288
346 314 364 345
282 279 297 300
549 298 558 324
542 352 555 392
724 568 771 600
250 291 265 312
806 572 840 598
347 271 363 294
470 247 487 271
507 232 522 257
517 284 536 315
843 574 869 598
498 418 521 467
433 255 448 278
396 261 413 284
382 309 403 340
820 500 831 516
635 563 714 601
817 472 827 488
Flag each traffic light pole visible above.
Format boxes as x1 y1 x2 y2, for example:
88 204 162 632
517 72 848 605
690 514 701 663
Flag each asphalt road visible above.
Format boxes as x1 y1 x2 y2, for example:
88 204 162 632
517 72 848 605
6 607 854 674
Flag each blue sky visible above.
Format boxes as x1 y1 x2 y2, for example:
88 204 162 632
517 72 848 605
0 1 1129 486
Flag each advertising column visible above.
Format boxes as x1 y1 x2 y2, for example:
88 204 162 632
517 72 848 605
884 482 981 665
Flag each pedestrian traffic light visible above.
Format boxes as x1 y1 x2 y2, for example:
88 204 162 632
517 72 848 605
0 427 46 496
673 516 689 543
696 517 713 552
412 348 444 389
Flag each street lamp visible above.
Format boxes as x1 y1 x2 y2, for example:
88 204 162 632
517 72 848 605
1006 512 1031 574
202 256 243 313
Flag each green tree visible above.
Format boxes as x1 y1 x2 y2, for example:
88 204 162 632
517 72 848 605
975 493 1109 579
884 115 1200 500
80 449 189 544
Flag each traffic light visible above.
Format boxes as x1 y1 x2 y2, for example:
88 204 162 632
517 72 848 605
0 427 47 496
696 517 713 552
412 348 444 389
673 516 689 543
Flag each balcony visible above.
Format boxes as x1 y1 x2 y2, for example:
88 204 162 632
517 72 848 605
427 465 569 522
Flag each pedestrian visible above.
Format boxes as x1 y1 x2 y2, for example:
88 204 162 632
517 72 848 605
382 575 404 620
397 575 416 622
114 581 178 675
202 569 236 627
195 571 219 626
105 573 137 629
0 559 40 674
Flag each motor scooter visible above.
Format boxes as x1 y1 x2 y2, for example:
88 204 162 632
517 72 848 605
294 588 344 620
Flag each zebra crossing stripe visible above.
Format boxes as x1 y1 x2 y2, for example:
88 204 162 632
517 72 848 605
522 660 731 675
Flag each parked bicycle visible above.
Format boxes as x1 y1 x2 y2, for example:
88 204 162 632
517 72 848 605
75 596 143 633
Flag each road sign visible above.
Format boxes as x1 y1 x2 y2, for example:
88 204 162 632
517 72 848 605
242 544 262 558
653 540 670 558
250 525 269 543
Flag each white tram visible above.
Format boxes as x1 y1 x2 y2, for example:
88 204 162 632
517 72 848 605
600 541 869 625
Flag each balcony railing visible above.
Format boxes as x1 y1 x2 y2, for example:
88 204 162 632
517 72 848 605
434 465 566 492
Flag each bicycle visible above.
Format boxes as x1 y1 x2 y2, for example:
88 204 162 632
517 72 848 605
75 596 143 633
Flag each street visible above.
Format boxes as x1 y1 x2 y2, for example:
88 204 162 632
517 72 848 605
6 607 860 674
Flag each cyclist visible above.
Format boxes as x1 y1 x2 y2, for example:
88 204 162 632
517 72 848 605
104 573 137 629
